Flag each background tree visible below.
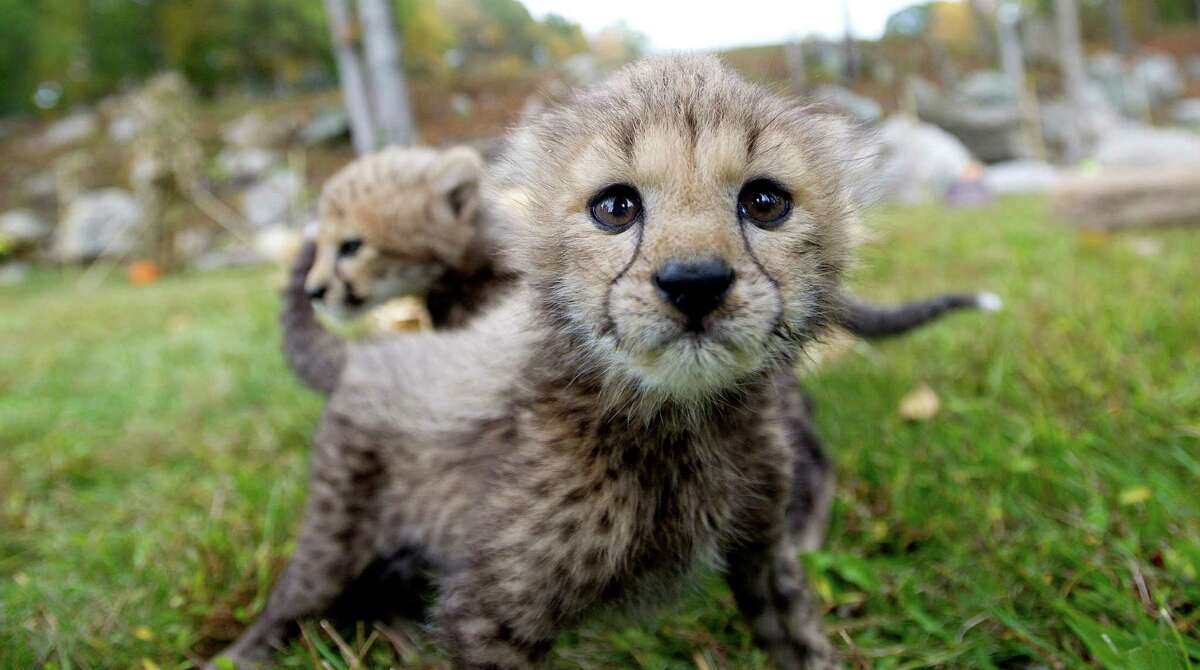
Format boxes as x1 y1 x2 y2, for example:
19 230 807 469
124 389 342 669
359 0 416 146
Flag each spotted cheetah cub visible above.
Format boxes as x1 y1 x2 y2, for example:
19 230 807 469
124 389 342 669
213 55 886 669
304 145 514 325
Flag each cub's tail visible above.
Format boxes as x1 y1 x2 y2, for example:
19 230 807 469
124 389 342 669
281 240 347 395
837 289 1002 339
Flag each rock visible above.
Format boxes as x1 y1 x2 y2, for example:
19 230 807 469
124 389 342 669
562 53 601 86
984 160 1063 195
21 173 57 201
174 226 217 262
875 116 975 204
215 147 279 182
107 113 141 143
54 189 144 261
1039 84 1123 157
812 84 882 124
956 70 1016 107
1092 124 1200 168
253 225 300 262
0 262 31 286
1170 99 1200 130
222 111 298 148
916 72 1031 163
1132 53 1184 107
239 170 303 229
298 108 350 146
450 94 474 118
1186 56 1200 81
39 111 98 148
0 209 50 244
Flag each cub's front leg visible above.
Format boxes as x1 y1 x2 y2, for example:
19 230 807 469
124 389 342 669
725 538 837 670
434 563 564 669
207 416 384 669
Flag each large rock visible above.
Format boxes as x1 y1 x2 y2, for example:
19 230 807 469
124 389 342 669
983 160 1063 195
222 111 299 148
875 116 975 204
916 71 1031 163
39 111 98 148
298 108 350 146
1092 124 1200 169
1132 53 1185 107
1039 83 1123 158
239 170 303 228
1170 99 1200 130
54 189 144 261
215 147 279 183
0 209 50 245
812 84 882 124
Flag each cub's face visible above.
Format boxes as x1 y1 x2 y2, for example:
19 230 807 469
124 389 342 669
498 57 857 398
305 146 484 320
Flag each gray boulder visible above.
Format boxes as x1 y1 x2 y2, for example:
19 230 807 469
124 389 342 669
1133 53 1185 107
1092 124 1200 169
875 116 975 204
0 209 50 244
299 108 350 146
54 189 144 261
916 70 1031 163
40 111 98 148
1170 99 1200 130
812 85 882 124
984 161 1063 195
239 170 303 229
215 147 279 183
957 70 1016 107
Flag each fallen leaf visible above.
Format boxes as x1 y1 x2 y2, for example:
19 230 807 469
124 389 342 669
134 626 155 641
1118 486 1152 506
898 384 940 421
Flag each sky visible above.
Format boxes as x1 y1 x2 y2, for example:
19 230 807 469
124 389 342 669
520 0 936 52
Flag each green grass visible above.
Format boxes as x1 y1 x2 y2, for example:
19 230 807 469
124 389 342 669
1 196 1198 669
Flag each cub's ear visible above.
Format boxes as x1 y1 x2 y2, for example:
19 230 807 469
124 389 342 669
431 146 485 219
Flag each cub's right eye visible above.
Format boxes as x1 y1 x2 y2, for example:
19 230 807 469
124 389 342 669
337 238 364 257
588 185 642 233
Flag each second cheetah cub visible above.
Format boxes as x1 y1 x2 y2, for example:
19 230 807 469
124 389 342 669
213 55 871 669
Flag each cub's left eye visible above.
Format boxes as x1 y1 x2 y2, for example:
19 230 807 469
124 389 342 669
737 179 792 229
338 238 364 257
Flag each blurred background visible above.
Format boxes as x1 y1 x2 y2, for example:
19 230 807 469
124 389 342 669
1 1 1199 669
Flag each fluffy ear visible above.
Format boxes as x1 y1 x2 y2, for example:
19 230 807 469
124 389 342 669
430 146 485 219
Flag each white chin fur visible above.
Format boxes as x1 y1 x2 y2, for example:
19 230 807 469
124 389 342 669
976 292 1004 312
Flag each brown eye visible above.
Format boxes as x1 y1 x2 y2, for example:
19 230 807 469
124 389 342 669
588 185 642 233
737 179 792 229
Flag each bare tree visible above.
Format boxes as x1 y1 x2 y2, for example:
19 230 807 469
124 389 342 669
1054 0 1088 161
997 1 1044 159
784 39 807 94
357 0 416 146
324 0 377 155
1104 0 1132 57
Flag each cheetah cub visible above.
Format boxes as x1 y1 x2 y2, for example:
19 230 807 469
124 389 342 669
304 145 514 326
214 55 906 669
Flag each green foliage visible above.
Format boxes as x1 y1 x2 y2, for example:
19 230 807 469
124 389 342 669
0 0 589 116
2 197 1198 667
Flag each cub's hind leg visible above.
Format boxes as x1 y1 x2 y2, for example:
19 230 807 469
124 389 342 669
207 414 384 668
774 372 835 553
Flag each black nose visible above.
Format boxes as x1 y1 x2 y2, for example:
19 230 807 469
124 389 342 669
652 258 735 326
306 285 328 301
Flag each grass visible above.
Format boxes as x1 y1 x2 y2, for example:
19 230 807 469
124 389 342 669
1 196 1198 669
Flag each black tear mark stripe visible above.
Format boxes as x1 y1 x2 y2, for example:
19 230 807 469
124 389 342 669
737 220 786 335
600 221 645 341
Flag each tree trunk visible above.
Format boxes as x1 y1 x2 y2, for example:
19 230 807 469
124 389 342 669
996 1 1044 159
324 0 376 155
357 0 416 146
1054 0 1088 162
968 0 997 62
1104 0 1132 57
784 40 807 94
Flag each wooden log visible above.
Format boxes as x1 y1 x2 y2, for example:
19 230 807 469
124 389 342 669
1053 168 1200 230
